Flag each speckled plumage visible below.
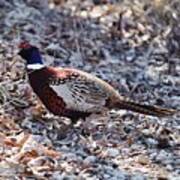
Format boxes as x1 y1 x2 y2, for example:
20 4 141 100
18 42 176 120
27 66 121 119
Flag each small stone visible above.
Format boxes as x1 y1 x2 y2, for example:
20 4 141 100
136 155 149 165
156 150 171 163
146 138 158 146
131 174 146 180
103 174 111 179
80 10 88 18
106 148 119 157
90 6 105 18
141 129 151 135
166 164 173 171
84 156 97 164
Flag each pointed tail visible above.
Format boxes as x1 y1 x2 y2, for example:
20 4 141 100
116 101 176 117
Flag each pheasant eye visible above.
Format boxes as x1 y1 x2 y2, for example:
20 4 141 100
18 42 31 49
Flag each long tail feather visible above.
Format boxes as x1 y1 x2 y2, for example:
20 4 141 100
116 101 176 117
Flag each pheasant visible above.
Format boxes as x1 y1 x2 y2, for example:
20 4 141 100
18 42 175 120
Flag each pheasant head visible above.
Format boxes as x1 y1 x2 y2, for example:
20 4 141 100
18 42 43 66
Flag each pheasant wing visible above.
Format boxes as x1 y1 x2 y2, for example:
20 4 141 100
48 68 109 112
70 76 108 104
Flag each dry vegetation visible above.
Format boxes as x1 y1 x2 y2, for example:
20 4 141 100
0 0 179 179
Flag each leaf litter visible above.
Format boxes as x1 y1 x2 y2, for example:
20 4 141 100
0 0 179 179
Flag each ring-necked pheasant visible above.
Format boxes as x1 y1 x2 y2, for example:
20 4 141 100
18 42 175 120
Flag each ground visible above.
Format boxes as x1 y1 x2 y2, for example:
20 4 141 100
0 0 179 179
